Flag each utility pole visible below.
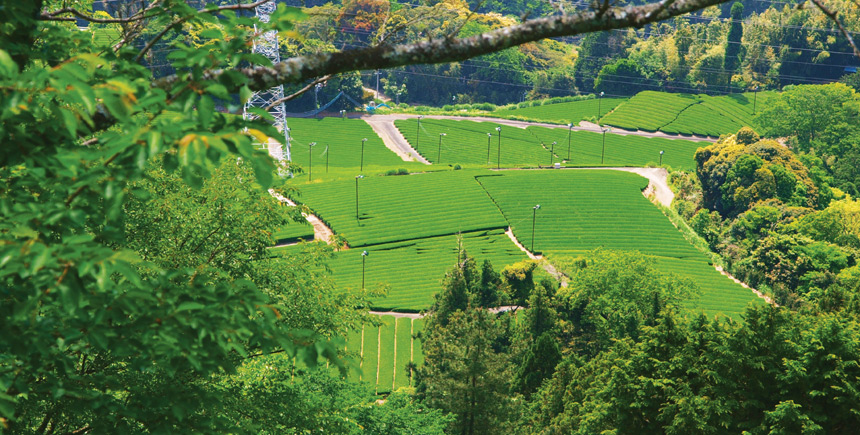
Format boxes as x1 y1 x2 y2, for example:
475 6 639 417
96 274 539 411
566 123 573 161
375 70 380 100
496 126 501 169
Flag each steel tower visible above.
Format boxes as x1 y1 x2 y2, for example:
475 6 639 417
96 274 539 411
243 1 290 161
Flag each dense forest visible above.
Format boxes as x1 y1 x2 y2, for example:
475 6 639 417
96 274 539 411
4 0 860 433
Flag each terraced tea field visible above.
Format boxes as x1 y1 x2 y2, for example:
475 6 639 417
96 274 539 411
394 119 547 166
491 97 627 123
599 90 779 137
327 229 527 310
345 316 426 393
285 117 410 170
476 169 763 318
699 92 777 130
286 170 507 247
272 222 314 244
660 103 743 137
600 91 700 132
526 127 701 170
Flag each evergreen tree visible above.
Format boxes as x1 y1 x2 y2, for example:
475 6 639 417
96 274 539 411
724 2 744 73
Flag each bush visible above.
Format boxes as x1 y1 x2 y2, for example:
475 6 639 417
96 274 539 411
385 168 410 176
414 106 431 112
471 103 497 111
736 127 760 145
453 164 462 170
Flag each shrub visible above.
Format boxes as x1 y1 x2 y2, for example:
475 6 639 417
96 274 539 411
736 126 760 145
442 105 455 111
453 164 462 170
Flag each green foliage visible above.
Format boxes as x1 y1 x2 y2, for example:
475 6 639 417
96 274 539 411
216 363 450 433
724 2 745 73
757 83 860 153
696 133 828 217
501 260 538 305
418 309 518 435
529 308 860 434
595 59 651 96
736 126 760 145
0 4 359 431
556 250 699 356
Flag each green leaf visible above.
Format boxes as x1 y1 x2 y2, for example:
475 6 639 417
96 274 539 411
198 95 214 128
0 49 19 76
240 85 252 104
176 302 205 312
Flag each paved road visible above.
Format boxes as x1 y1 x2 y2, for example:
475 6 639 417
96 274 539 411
360 113 717 143
364 117 430 163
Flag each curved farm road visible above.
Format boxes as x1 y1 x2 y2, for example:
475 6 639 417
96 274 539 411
268 189 337 247
364 117 430 163
361 113 717 145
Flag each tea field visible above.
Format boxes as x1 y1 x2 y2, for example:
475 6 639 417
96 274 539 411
285 117 418 171
475 169 763 318
326 229 526 311
526 127 700 170
344 316 426 394
599 90 778 137
394 118 547 166
393 118 704 169
491 97 627 123
285 169 508 247
600 91 700 132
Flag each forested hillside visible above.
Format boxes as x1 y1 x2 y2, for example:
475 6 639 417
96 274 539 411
4 0 860 434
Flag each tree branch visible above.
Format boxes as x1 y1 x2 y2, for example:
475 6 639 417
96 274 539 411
134 0 274 63
154 0 734 92
40 1 164 23
264 75 332 111
40 0 272 23
809 0 860 58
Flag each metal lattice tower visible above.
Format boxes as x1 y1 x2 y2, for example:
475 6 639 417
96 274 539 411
243 1 290 161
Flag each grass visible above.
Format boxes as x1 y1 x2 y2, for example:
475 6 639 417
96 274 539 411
285 170 508 247
526 127 703 170
344 315 425 393
491 98 627 123
476 169 763 319
328 229 527 311
285 117 416 170
394 119 548 166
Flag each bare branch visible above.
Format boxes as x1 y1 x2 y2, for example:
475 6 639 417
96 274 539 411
155 0 734 92
40 1 164 23
134 0 274 63
265 75 333 111
810 0 860 58
40 0 272 23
